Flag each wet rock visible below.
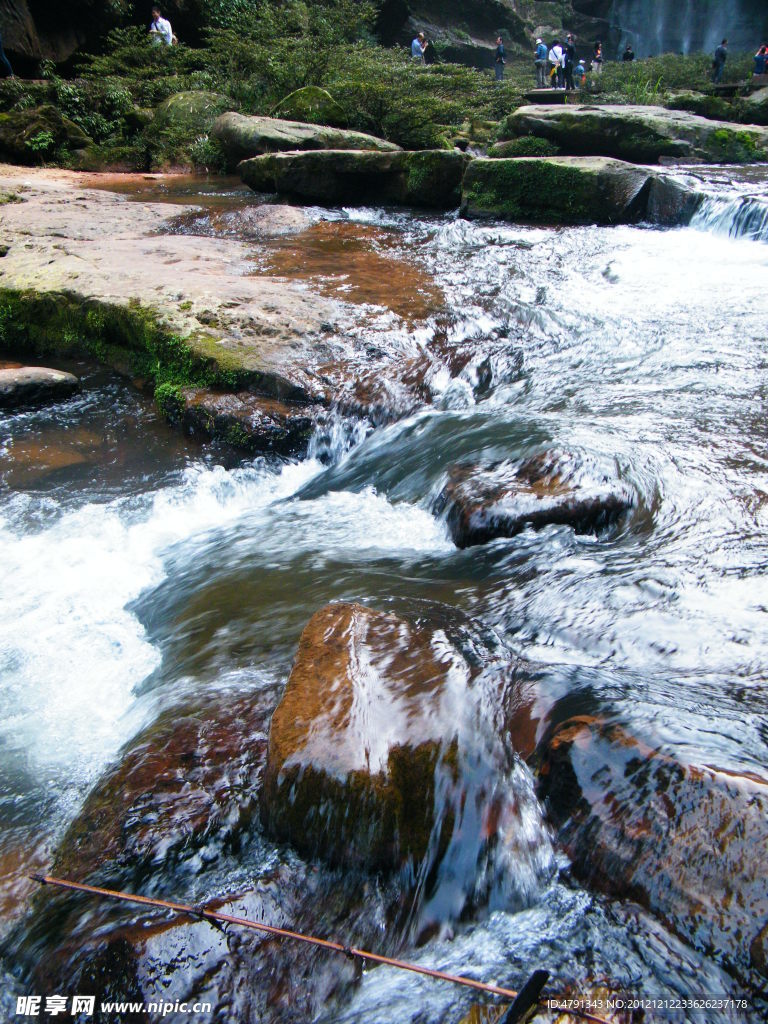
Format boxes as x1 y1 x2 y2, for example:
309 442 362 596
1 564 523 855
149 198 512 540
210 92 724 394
0 104 92 165
152 91 232 136
436 453 633 549
504 105 768 165
0 366 80 409
461 156 697 226
743 86 768 127
535 716 768 986
262 603 459 871
213 112 399 169
169 388 322 456
272 86 347 128
167 204 311 240
52 694 272 887
239 149 471 209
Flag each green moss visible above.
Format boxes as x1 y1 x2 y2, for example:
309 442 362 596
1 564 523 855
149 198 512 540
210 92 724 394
708 127 764 162
154 381 185 422
489 135 559 158
462 159 601 224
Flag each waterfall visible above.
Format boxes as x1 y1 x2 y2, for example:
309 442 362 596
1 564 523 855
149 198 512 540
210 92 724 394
610 0 765 57
691 194 768 243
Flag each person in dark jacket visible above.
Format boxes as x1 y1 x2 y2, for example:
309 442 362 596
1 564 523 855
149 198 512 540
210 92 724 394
495 36 506 81
564 34 576 90
712 38 728 83
622 43 635 62
535 37 548 87
755 45 768 76
0 30 14 78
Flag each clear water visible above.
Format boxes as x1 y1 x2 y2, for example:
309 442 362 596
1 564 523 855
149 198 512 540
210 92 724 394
2 170 768 1021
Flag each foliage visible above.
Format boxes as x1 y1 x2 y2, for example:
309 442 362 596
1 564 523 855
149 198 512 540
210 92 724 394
592 51 756 104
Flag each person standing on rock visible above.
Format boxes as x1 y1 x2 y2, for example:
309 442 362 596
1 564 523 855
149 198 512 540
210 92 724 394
564 34 576 91
712 38 728 83
535 37 548 87
549 40 564 88
149 7 173 47
495 36 506 81
0 30 14 78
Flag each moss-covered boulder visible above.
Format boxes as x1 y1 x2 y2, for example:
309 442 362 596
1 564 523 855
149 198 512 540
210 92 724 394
743 86 768 127
272 86 347 128
152 90 232 135
435 452 634 549
262 603 460 871
213 111 400 169
488 135 559 159
0 105 91 165
505 104 768 165
461 156 698 226
665 91 739 123
240 149 471 209
535 716 768 987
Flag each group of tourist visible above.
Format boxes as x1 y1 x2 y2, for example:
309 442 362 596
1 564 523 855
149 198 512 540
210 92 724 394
533 35 603 91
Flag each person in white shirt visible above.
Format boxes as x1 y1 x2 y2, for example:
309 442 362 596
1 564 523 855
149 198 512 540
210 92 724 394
548 41 564 88
149 7 173 47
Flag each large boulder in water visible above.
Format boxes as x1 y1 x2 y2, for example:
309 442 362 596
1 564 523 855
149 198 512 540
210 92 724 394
212 111 400 169
503 104 768 165
461 156 697 225
0 365 80 409
435 452 634 549
240 149 471 209
0 105 91 164
153 90 232 135
262 603 459 871
535 716 768 987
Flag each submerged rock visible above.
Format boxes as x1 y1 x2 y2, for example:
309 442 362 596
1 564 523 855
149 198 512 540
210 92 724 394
0 104 92 165
461 156 697 226
213 112 399 168
169 388 322 456
436 453 633 549
240 149 471 209
167 204 310 240
536 716 768 986
504 104 768 165
0 366 80 409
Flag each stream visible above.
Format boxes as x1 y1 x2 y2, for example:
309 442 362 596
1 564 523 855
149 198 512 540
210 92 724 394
1 168 767 1022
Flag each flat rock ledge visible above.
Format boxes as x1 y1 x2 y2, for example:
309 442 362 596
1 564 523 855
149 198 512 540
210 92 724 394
240 149 472 209
505 104 768 165
436 452 633 548
0 365 80 409
213 112 400 169
461 156 699 226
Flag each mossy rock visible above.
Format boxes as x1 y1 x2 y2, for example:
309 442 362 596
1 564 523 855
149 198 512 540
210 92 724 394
665 91 740 123
489 135 559 158
272 86 347 128
240 148 471 209
153 90 232 135
0 105 91 165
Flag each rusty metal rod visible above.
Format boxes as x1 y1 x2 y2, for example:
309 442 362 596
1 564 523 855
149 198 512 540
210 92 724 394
30 873 613 1024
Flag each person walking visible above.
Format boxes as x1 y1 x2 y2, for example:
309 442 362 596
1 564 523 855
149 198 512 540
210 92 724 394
535 37 548 88
494 36 506 81
149 7 173 46
0 30 14 77
564 33 576 90
712 38 728 83
591 41 603 75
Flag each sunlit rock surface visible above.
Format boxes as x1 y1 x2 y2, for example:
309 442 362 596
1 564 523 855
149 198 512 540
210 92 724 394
0 365 80 409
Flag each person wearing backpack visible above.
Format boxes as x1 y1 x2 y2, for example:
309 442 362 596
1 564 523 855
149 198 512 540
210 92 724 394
535 38 548 88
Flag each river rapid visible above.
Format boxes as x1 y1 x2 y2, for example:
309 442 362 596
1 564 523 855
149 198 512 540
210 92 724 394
1 170 767 1022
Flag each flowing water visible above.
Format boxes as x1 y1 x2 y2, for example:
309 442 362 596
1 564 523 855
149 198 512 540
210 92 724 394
1 169 768 1021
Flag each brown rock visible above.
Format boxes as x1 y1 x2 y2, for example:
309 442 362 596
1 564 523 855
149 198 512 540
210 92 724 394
0 365 80 409
436 452 633 549
262 603 460 871
536 716 768 985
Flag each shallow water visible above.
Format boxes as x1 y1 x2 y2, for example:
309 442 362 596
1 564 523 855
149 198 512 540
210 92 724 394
2 171 768 1021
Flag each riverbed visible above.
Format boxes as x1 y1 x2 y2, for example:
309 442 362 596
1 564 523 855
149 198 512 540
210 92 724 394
1 169 767 1022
